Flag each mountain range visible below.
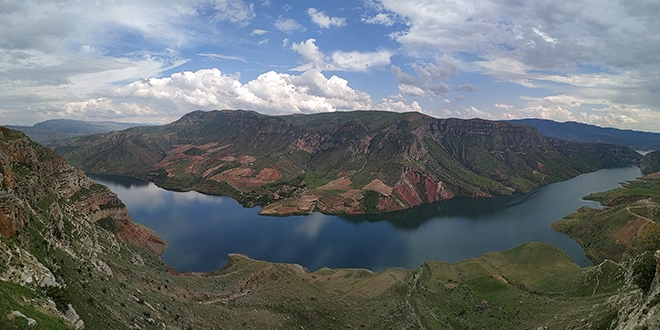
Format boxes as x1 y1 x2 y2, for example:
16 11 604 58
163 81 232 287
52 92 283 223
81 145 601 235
504 118 660 151
6 119 144 145
53 110 641 215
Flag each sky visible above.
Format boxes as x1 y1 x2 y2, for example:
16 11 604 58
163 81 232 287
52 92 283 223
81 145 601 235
2 0 660 132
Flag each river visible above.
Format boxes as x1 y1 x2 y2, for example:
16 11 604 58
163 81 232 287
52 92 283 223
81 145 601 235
89 166 641 272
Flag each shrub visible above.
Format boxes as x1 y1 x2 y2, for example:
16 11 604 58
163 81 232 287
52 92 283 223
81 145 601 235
632 252 657 293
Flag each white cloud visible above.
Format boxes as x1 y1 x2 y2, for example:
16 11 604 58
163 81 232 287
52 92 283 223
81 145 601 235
45 68 422 123
330 50 393 72
258 38 269 46
456 84 478 92
494 103 514 111
209 0 255 24
198 53 247 62
275 17 304 33
532 28 557 45
462 106 496 119
362 13 395 26
307 8 346 29
379 98 423 113
391 56 457 97
291 39 326 69
291 38 393 72
251 29 269 35
391 65 417 85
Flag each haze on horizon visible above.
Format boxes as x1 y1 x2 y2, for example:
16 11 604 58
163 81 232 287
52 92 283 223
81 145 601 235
2 0 660 132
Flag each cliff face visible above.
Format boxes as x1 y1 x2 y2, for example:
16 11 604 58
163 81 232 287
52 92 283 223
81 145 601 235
55 110 642 215
0 127 165 254
641 151 660 175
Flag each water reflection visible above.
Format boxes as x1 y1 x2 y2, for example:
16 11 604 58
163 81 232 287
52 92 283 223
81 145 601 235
88 166 641 273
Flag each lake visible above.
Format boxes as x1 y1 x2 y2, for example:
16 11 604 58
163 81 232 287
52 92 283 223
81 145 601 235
89 166 641 273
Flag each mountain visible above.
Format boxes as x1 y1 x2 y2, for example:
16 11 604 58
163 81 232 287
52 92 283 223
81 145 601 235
1 126 659 329
641 151 660 175
54 110 642 215
504 118 660 151
6 119 144 145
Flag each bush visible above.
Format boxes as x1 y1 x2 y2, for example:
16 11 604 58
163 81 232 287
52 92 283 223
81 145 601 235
637 222 660 252
46 286 72 312
632 252 657 293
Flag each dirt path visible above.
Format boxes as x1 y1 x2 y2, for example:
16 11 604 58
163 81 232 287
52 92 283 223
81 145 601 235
626 205 655 223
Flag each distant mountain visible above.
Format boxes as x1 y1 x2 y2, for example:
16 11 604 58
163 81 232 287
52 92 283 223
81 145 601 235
6 119 145 145
504 118 660 151
54 110 641 215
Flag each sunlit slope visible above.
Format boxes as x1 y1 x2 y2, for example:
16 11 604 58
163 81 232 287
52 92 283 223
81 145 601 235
55 110 641 215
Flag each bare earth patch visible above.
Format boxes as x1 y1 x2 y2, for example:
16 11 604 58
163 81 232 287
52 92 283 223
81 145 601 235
318 177 353 191
255 168 281 181
362 179 393 196
613 219 651 249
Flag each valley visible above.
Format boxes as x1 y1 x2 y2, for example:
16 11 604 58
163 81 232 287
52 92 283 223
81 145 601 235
1 113 660 329
54 110 641 216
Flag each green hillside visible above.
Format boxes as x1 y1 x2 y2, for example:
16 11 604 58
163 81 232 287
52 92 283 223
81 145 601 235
54 110 642 215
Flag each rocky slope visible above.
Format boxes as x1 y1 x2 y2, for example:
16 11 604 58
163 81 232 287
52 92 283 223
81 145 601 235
54 110 642 215
641 150 660 175
2 125 660 329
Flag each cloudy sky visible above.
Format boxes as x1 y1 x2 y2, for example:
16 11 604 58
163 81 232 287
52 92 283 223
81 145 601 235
2 0 660 132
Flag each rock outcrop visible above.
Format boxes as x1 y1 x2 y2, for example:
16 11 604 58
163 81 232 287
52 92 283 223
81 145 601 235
0 126 166 329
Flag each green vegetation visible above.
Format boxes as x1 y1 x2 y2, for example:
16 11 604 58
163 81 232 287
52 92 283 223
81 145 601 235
552 177 660 263
362 190 380 213
0 282 71 330
632 252 657 293
1 122 657 329
637 222 660 252
69 183 108 202
183 147 205 156
54 110 641 215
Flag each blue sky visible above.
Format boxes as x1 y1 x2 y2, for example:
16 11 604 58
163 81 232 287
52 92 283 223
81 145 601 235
2 0 660 132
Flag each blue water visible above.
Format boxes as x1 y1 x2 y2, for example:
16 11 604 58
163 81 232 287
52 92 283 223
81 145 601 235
89 166 641 272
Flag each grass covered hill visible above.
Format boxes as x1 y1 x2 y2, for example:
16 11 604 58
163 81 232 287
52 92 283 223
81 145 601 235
54 110 642 215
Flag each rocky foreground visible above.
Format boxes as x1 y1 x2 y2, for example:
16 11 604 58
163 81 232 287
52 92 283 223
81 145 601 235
2 126 660 329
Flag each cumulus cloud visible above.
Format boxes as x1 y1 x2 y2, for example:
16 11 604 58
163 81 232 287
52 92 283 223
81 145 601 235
43 68 421 123
307 8 346 29
462 106 496 119
291 38 393 72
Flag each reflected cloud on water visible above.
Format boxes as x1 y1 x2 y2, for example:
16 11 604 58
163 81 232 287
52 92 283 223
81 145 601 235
89 167 641 272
